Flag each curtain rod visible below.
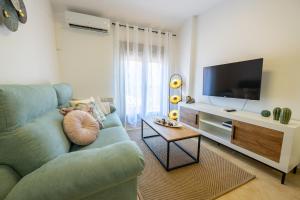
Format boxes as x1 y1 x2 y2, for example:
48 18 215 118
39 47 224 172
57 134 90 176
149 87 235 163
111 22 176 37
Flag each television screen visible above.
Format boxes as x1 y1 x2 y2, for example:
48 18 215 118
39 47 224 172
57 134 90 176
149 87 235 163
203 58 263 100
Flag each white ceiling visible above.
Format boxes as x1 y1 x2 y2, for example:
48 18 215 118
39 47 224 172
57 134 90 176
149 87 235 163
50 0 224 33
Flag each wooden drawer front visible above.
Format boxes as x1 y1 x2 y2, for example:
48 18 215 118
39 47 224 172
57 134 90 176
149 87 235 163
179 107 199 128
232 121 283 162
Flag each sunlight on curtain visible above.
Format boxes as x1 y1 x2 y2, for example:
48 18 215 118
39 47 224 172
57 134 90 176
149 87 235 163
113 23 173 127
147 61 162 114
126 58 142 125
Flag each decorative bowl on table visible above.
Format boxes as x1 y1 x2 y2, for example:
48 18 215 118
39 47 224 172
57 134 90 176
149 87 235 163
154 117 183 128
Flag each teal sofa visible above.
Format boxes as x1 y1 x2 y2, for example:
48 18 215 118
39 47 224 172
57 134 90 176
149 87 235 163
0 84 144 200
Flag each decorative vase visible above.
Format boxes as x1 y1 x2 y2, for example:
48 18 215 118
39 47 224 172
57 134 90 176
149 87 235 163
261 110 271 117
186 96 195 104
273 107 281 121
280 108 292 125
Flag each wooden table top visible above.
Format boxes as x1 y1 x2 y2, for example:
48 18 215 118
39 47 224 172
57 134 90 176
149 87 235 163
142 118 201 142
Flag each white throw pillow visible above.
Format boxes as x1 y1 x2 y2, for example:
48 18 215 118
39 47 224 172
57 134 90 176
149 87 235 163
69 97 95 107
95 100 111 116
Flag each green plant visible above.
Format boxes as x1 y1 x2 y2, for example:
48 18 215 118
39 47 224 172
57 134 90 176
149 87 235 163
280 108 292 124
261 110 271 117
273 107 281 121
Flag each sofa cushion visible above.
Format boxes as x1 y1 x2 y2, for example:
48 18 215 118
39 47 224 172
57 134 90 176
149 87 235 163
102 112 123 129
53 83 73 107
0 110 70 176
0 165 20 200
71 126 130 151
63 110 99 145
0 85 58 132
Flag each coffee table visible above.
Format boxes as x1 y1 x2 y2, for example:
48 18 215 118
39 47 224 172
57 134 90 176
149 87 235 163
141 117 201 171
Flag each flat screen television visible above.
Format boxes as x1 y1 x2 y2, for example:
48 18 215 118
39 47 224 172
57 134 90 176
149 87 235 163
203 58 263 100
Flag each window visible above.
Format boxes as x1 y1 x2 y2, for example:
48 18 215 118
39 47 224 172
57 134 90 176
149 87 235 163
123 47 164 125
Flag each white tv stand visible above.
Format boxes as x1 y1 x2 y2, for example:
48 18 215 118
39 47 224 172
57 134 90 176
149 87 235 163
179 102 300 184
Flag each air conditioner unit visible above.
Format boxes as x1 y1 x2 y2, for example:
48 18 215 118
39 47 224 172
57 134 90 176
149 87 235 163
65 11 111 33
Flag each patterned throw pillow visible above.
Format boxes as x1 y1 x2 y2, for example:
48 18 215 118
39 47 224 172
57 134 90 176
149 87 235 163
68 97 106 129
89 102 106 127
69 97 95 107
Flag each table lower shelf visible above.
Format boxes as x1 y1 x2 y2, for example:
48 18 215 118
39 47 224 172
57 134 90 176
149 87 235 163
141 120 201 171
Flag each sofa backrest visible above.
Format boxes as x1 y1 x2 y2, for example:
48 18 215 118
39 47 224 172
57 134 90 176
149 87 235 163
53 83 73 107
0 84 71 176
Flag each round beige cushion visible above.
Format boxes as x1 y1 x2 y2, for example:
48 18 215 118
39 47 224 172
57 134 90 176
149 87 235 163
63 110 99 145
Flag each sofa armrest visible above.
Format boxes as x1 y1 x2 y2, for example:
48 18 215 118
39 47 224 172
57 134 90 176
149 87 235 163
0 165 20 200
110 105 116 113
5 141 144 200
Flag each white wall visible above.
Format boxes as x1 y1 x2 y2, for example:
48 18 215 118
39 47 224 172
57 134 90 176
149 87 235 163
54 15 179 99
176 16 197 96
54 20 114 99
181 0 300 119
0 0 59 84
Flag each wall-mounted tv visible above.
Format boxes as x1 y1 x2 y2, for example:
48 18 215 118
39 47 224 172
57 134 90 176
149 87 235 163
203 58 263 100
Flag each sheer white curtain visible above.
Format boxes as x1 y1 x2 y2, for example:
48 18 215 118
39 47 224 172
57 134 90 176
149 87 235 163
113 23 173 127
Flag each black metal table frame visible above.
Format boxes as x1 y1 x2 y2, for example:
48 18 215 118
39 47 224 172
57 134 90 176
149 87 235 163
141 119 201 171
